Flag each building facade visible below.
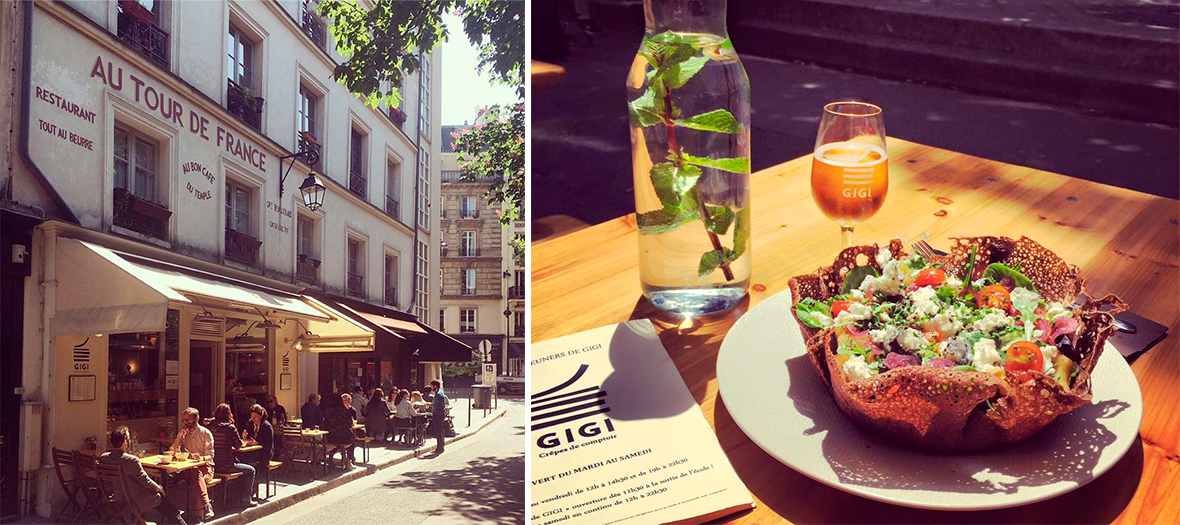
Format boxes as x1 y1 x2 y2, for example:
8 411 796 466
438 121 525 382
0 0 447 517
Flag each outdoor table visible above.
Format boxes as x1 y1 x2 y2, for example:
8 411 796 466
299 429 330 478
531 138 1179 524
139 454 210 517
287 418 302 426
234 444 262 454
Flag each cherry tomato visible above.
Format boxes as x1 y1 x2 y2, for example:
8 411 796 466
831 300 853 319
915 267 947 288
977 284 1012 310
1005 341 1045 382
924 330 943 344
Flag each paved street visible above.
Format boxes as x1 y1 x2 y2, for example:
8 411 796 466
254 399 525 525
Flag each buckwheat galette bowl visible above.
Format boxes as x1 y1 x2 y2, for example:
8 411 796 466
788 236 1126 452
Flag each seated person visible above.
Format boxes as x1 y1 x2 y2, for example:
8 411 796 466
322 394 358 467
300 393 323 429
100 426 187 524
240 404 274 470
209 403 257 508
171 407 214 521
410 391 426 408
342 393 359 421
365 388 390 442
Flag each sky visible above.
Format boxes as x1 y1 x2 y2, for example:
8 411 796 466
439 12 519 126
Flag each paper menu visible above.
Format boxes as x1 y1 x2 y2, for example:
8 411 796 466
530 320 754 525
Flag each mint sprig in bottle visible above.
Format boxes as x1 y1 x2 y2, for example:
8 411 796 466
628 0 751 316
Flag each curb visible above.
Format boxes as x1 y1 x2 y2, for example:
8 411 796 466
213 407 507 525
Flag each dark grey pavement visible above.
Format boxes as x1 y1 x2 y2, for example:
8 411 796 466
253 399 524 525
533 2 1180 228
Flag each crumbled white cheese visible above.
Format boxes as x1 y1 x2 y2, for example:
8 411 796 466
879 310 891 322
861 258 908 295
898 328 927 351
1040 344 1059 376
908 286 941 318
937 340 948 356
875 248 892 267
945 275 964 288
1032 329 1044 339
973 310 1012 333
843 355 872 381
931 311 963 335
869 325 899 344
849 289 865 300
971 278 988 288
1046 302 1068 320
834 302 873 325
972 338 1002 373
1010 287 1041 307
812 312 832 327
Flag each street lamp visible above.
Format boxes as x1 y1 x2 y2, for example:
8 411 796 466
278 144 325 213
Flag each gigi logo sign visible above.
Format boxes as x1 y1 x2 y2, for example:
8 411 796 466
532 364 616 449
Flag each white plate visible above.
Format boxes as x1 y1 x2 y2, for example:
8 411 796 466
716 289 1143 511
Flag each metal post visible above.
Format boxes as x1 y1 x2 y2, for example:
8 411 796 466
468 388 472 428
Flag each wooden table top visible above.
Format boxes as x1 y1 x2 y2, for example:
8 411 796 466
531 138 1180 524
531 60 566 90
234 444 262 453
140 454 208 474
301 429 328 437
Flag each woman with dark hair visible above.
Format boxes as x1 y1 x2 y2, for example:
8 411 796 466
209 403 257 508
322 393 357 468
365 387 391 443
240 404 273 476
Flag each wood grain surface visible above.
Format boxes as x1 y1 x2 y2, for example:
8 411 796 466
531 138 1180 524
531 60 567 90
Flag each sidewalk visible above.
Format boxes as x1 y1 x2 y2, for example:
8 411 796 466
13 398 508 525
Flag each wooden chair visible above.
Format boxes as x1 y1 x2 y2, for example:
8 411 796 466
280 426 313 477
72 452 112 524
50 448 83 522
95 462 148 525
354 436 375 463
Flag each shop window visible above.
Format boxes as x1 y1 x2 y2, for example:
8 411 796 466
107 312 180 446
225 179 261 265
415 238 428 322
417 150 430 229
112 124 171 240
460 308 476 333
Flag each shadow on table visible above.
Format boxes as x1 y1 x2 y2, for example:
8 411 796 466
711 357 1143 523
592 295 752 421
380 454 525 524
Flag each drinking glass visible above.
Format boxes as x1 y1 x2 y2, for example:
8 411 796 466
811 101 888 248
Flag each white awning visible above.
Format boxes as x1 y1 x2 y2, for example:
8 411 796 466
301 296 375 353
54 239 329 335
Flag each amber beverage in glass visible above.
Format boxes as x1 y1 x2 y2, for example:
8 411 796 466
811 102 888 248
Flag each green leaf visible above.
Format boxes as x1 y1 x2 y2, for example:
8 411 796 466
638 209 695 235
649 163 701 210
698 248 737 277
682 153 750 173
676 109 740 134
841 266 881 294
732 207 750 259
638 50 659 68
982 263 1036 292
628 88 663 127
662 56 708 88
794 297 832 328
704 206 734 235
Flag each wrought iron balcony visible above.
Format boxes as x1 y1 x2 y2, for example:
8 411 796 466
296 255 320 284
113 188 171 240
387 107 407 131
441 247 482 258
460 209 480 219
349 170 367 198
301 8 327 50
226 80 264 130
513 324 525 337
384 287 398 307
347 272 364 297
225 228 262 266
461 285 476 296
116 10 169 68
385 196 399 219
508 286 524 299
